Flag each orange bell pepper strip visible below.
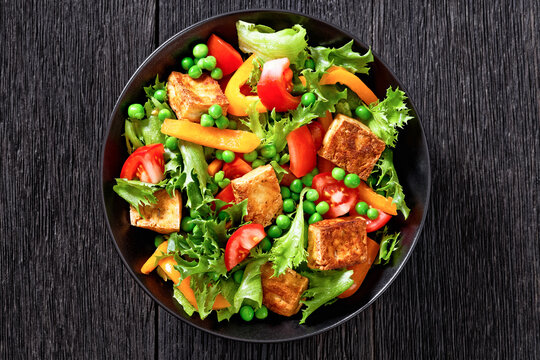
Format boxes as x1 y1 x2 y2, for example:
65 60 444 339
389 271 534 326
225 54 267 116
318 111 333 131
356 182 397 215
141 241 169 274
320 66 378 106
338 238 380 298
207 159 223 176
161 119 260 153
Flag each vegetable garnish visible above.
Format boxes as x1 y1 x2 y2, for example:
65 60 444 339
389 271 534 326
114 20 414 324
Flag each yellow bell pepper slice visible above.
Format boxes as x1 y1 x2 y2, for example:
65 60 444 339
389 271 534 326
319 66 378 105
225 54 267 116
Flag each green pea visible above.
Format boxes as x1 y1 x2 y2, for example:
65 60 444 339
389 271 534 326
196 57 205 69
267 225 283 238
208 104 223 119
154 235 164 247
260 144 277 159
215 150 223 160
255 305 268 319
215 115 229 129
222 150 235 163
306 189 319 202
310 167 319 176
303 200 316 215
181 57 194 71
240 305 254 321
243 151 258 162
154 89 166 102
260 237 272 252
203 56 217 70
304 58 315 70
291 192 300 202
279 153 290 165
355 105 372 121
218 210 230 221
316 201 329 215
208 272 220 282
228 120 237 130
276 214 292 230
252 159 265 168
283 198 296 213
200 114 214 127
218 178 231 188
127 103 145 119
308 212 323 224
355 201 369 215
192 43 209 59
188 65 202 79
214 170 225 182
181 216 195 232
332 167 346 181
344 173 361 188
211 68 223 80
290 179 303 193
165 136 178 151
302 174 314 187
158 108 172 121
280 186 291 199
233 269 244 284
301 92 316 106
367 208 379 220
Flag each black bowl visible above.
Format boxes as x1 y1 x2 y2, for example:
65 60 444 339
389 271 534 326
101 9 430 342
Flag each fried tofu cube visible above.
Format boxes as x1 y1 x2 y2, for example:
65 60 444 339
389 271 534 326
231 165 282 227
261 262 309 317
167 71 229 122
129 189 182 234
307 217 368 270
318 114 385 180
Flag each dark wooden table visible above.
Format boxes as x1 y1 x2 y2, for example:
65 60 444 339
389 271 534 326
1 0 538 358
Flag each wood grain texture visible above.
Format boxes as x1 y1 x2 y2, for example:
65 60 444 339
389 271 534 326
1 0 538 359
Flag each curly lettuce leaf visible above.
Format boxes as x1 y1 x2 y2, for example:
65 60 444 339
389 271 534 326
309 40 373 74
373 149 410 218
173 287 196 316
143 75 166 99
236 21 308 68
178 140 210 212
190 273 220 319
299 269 354 324
301 69 348 117
374 227 400 265
269 188 309 276
246 57 264 92
366 87 413 147
112 178 159 216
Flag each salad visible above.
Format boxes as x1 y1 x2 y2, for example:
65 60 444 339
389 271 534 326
114 21 412 324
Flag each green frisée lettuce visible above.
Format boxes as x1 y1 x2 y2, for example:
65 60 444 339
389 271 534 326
236 21 308 68
269 188 309 276
374 228 400 265
299 269 354 324
112 179 159 216
373 149 410 218
301 69 348 117
309 40 374 74
366 87 413 147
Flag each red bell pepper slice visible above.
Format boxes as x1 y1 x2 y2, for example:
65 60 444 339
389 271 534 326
257 58 300 112
207 34 244 76
286 125 317 177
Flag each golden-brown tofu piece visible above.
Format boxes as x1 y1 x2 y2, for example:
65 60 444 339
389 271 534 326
261 262 309 317
231 165 282 227
129 189 182 234
167 71 229 122
307 217 368 270
318 114 385 180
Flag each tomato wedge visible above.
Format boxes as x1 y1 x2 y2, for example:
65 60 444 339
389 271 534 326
120 143 165 184
257 58 300 112
222 156 252 180
207 34 243 76
214 184 235 211
224 224 266 271
312 173 358 218
350 205 392 232
307 121 326 150
287 125 317 177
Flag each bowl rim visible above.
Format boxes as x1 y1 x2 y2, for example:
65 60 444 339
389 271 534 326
101 8 431 343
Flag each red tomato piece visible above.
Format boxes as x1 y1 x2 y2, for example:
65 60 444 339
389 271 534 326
307 121 326 150
257 58 300 112
222 156 252 180
214 184 235 211
350 205 393 232
312 173 358 218
224 224 266 271
120 143 165 184
317 156 335 173
287 125 317 178
207 34 244 76
279 164 298 187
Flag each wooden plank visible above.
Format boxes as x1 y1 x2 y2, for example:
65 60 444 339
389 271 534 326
370 0 540 359
0 0 157 358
